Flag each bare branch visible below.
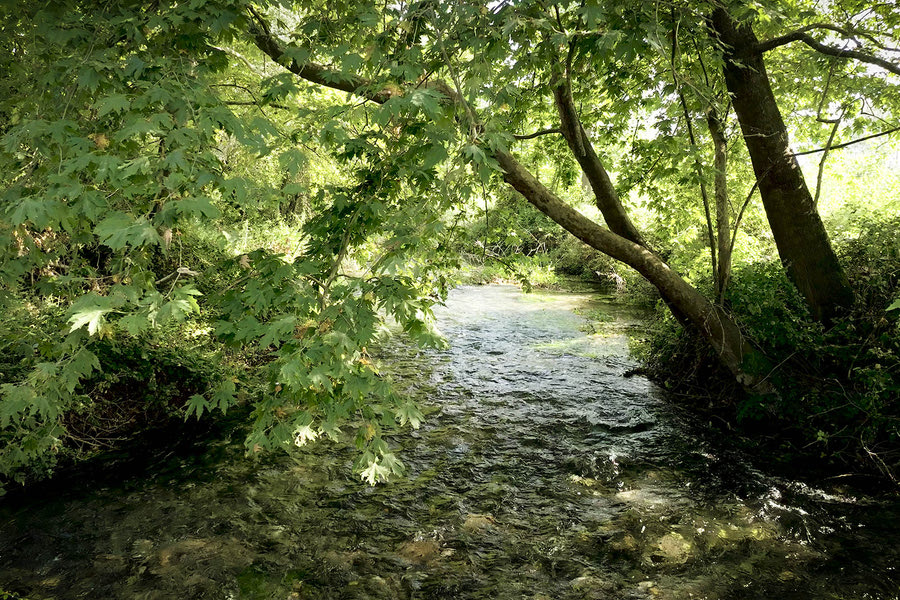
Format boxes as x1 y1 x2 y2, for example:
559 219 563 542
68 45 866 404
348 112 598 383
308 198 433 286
225 100 291 110
513 127 562 140
756 29 900 76
813 114 843 208
793 126 900 156
773 23 900 53
671 14 717 281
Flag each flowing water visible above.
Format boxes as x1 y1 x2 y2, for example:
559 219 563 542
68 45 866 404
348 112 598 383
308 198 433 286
2 284 899 599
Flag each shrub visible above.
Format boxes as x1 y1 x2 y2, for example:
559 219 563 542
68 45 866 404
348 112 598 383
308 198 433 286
637 216 900 479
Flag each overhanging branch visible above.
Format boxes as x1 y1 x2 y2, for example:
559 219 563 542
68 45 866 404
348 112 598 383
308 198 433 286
247 8 460 106
756 29 900 76
792 126 900 156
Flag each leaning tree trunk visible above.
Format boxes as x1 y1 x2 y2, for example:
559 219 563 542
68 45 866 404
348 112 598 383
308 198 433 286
710 7 854 324
494 150 769 391
707 107 732 300
552 77 646 247
552 72 698 328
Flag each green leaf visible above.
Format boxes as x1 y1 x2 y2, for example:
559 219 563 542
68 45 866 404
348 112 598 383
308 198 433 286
156 285 202 324
422 143 448 170
10 198 70 229
185 394 208 419
888 298 900 312
211 379 237 414
94 94 131 118
279 148 306 177
68 296 119 335
119 156 152 178
279 356 309 388
396 400 423 429
259 315 298 348
119 312 151 336
177 196 221 219
0 384 35 428
360 458 391 485
94 212 162 249
379 452 405 476
61 348 101 393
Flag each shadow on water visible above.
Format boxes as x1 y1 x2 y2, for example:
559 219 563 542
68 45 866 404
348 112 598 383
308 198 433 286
2 285 899 599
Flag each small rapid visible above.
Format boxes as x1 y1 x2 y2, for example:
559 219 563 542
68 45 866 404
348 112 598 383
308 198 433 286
1 285 898 599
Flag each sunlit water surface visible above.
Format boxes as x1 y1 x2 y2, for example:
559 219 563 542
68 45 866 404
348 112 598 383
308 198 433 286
2 285 899 599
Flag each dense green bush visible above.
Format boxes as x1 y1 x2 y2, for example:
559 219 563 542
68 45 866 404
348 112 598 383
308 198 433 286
0 221 243 491
0 299 228 490
637 217 900 478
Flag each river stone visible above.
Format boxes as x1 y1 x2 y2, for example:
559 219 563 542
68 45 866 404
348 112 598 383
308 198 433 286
636 580 661 597
462 513 497 532
650 532 692 564
396 539 441 564
363 575 399 599
92 553 127 575
570 574 616 598
610 533 639 552
340 575 400 600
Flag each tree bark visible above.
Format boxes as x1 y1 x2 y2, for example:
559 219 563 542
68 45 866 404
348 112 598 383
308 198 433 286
707 107 732 300
710 7 854 323
552 78 646 247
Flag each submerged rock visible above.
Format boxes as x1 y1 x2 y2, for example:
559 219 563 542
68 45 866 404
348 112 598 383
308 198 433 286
461 513 497 532
570 573 616 598
649 533 692 565
396 539 441 565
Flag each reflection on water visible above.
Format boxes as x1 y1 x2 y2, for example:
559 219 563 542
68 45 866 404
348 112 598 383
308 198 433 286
2 285 899 599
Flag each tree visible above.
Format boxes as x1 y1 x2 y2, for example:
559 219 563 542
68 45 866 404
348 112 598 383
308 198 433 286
710 6 855 324
1 0 898 488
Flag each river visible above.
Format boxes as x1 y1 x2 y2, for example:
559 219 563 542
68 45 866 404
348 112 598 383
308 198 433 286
1 284 899 599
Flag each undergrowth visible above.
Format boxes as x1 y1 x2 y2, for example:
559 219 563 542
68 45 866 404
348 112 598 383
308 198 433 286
635 217 900 485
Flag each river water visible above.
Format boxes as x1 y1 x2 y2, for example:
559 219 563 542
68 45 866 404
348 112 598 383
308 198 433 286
1 285 899 599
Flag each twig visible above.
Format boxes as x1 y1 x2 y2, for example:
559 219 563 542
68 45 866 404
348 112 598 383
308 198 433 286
793 126 900 156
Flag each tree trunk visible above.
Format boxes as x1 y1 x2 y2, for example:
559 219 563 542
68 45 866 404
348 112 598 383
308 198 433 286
495 149 769 392
553 73 694 327
707 107 732 300
552 79 646 247
710 7 854 323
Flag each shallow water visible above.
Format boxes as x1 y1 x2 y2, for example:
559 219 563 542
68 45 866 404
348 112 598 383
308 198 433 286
2 284 899 599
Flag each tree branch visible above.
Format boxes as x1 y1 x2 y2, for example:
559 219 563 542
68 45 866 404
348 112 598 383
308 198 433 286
813 113 843 208
225 100 290 110
551 45 646 246
756 29 900 76
792 126 900 156
513 127 562 140
671 14 717 282
241 7 768 390
247 7 460 106
766 23 900 53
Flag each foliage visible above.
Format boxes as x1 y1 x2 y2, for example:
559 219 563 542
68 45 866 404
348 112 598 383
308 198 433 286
0 0 460 491
0 292 226 486
638 217 900 476
1 0 899 490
